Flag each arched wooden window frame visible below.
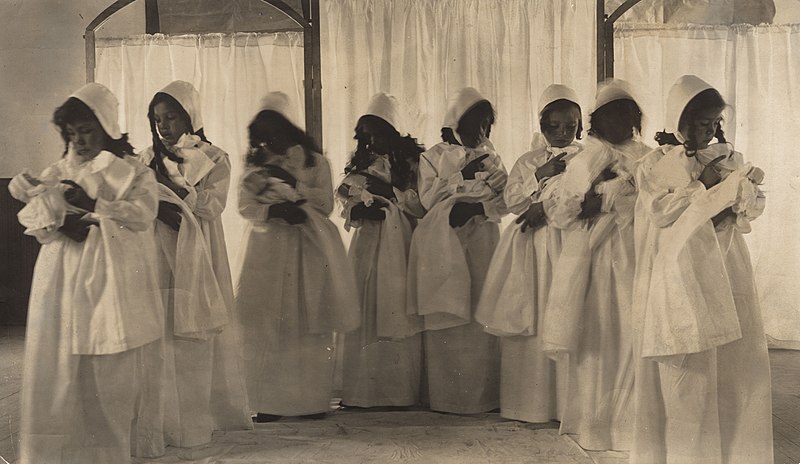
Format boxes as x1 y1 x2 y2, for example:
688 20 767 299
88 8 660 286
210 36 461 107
597 0 642 82
84 0 324 147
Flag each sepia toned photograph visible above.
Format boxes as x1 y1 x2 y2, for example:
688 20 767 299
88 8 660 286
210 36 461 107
0 0 798 463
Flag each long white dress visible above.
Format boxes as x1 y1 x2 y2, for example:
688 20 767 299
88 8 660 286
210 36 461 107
235 146 360 416
337 155 425 407
9 150 163 464
407 140 508 414
475 135 580 423
543 135 650 450
133 135 249 452
631 143 773 464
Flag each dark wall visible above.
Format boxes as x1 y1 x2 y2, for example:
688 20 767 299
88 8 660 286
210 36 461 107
0 179 39 326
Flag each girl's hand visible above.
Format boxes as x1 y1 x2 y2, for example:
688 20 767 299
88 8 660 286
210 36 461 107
712 206 735 227
61 180 96 212
268 200 307 225
59 213 93 242
699 155 726 189
515 202 546 233
535 152 568 182
157 201 182 231
449 202 484 228
363 174 396 200
264 165 298 189
154 170 189 199
578 191 603 220
461 154 490 180
350 201 388 221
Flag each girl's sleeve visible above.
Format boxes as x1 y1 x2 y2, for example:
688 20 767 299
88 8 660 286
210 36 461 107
337 177 363 229
636 156 705 228
504 153 541 215
190 153 231 221
547 153 595 229
91 166 158 232
238 171 271 223
296 155 334 216
395 187 426 218
418 152 463 210
480 155 509 221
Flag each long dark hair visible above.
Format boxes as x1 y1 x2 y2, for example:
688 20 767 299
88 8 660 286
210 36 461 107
587 99 642 141
345 115 424 191
655 88 727 153
146 92 210 177
52 97 135 158
246 109 322 168
441 100 495 148
540 99 583 140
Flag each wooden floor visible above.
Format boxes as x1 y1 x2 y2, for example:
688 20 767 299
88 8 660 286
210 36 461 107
0 325 796 463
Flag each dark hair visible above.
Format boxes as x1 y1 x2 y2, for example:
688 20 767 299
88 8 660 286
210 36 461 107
146 92 211 176
540 99 583 140
246 109 322 168
344 115 424 191
441 100 495 148
587 99 642 141
654 88 727 153
52 97 135 158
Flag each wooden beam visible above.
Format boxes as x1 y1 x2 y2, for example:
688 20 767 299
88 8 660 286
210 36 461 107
597 0 606 83
85 29 96 83
145 0 160 34
84 0 139 83
259 0 310 29
310 0 323 149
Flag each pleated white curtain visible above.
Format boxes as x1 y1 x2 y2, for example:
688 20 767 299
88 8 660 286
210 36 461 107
321 0 597 184
615 23 800 348
95 32 305 268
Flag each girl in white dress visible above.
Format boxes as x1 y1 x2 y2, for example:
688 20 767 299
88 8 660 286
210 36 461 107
476 84 583 423
235 93 360 422
543 79 651 450
135 80 251 451
632 75 772 463
9 83 163 464
338 93 426 408
407 87 508 414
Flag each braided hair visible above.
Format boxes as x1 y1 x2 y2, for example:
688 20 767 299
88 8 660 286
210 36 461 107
655 88 727 154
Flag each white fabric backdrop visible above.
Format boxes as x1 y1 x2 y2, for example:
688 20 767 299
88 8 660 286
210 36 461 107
615 23 800 348
94 1 799 348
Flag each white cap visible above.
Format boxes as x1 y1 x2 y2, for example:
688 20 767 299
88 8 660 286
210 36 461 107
442 87 490 130
538 84 581 117
260 91 301 127
592 78 636 113
69 83 122 140
158 80 203 131
364 92 403 134
665 75 716 134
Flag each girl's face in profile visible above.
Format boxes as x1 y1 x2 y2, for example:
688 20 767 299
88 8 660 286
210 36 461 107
542 107 580 148
683 107 724 150
67 119 106 160
153 101 192 146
